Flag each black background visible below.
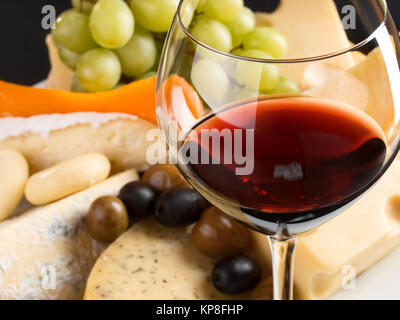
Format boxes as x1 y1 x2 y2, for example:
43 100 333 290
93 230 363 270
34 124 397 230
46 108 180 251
0 0 399 86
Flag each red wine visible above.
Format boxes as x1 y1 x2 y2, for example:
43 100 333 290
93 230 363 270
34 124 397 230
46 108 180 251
182 97 386 218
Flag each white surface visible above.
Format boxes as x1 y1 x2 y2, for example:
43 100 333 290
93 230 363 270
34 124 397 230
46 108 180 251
331 246 400 300
31 80 400 300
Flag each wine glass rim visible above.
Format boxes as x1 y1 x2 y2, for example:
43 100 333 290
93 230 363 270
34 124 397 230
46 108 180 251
176 0 388 64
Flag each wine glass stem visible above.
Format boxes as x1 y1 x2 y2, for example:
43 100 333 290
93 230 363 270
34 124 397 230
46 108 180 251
268 235 297 300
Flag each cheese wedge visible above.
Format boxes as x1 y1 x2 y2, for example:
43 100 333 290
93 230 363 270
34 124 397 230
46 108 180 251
286 160 400 299
45 35 74 91
246 161 400 300
0 169 138 300
84 217 268 300
301 63 370 112
352 51 366 64
349 45 396 139
256 0 355 81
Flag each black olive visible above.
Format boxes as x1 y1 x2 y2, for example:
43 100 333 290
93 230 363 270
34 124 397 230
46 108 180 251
265 0 281 13
154 188 209 227
212 256 262 294
118 181 157 219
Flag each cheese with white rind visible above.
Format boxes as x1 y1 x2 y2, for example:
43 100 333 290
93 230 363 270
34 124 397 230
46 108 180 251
0 149 29 222
0 117 157 174
25 153 111 205
84 217 268 300
256 0 355 81
0 169 139 300
0 112 139 141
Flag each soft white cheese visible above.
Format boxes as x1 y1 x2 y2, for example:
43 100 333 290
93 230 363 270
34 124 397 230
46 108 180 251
0 112 138 141
0 170 139 300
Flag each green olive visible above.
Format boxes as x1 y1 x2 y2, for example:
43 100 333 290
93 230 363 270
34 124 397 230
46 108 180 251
192 207 251 258
86 196 129 242
142 164 188 192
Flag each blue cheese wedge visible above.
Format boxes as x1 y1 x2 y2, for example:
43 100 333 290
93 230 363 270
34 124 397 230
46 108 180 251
0 169 138 300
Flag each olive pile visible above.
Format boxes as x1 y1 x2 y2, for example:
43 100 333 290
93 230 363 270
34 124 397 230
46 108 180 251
86 164 262 295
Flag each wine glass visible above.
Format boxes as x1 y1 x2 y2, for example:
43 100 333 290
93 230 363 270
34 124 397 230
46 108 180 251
156 0 400 300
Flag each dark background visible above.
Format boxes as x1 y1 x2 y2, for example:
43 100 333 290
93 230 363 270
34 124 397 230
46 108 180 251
0 0 399 85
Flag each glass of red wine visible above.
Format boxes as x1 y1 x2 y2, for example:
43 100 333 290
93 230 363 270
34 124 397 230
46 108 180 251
156 0 400 300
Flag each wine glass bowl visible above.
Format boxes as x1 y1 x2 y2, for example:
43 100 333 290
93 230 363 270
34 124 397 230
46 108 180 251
156 0 400 299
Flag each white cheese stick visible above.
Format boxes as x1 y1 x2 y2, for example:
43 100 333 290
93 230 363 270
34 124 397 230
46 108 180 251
0 149 29 221
0 169 138 300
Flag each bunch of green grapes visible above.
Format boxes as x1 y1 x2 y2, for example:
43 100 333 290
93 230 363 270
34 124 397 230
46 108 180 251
52 0 178 92
190 0 299 97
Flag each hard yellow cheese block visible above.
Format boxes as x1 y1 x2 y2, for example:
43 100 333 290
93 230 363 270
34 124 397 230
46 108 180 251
301 63 370 112
257 0 355 81
293 160 400 299
0 170 139 300
84 217 267 300
45 35 74 90
349 45 396 139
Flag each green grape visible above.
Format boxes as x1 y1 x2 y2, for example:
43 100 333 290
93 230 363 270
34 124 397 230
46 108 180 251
130 0 179 33
76 48 121 92
231 48 244 56
136 71 157 80
268 77 300 95
70 76 86 92
71 0 95 14
243 27 288 58
90 0 134 49
235 49 280 92
233 87 258 101
57 43 81 70
197 0 207 11
115 27 157 78
53 10 97 53
226 7 255 47
153 34 166 70
191 59 229 105
191 18 232 52
202 0 243 22
195 45 230 64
